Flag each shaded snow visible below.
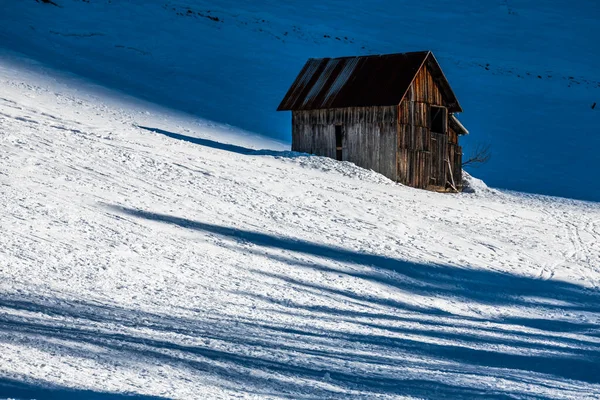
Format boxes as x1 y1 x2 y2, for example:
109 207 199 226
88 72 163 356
0 0 599 200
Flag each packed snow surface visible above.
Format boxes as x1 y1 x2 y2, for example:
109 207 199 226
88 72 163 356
1 50 600 399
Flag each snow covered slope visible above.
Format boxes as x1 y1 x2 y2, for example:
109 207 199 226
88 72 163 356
1 49 600 399
0 0 599 200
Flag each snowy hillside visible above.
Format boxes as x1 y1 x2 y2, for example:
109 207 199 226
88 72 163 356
2 1 600 399
2 48 600 399
0 0 599 200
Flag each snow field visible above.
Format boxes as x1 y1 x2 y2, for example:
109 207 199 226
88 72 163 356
1 51 600 398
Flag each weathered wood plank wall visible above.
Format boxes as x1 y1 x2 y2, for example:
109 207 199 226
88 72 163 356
398 64 462 190
292 106 398 181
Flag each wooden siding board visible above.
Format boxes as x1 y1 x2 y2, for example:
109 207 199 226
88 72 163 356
411 65 444 104
448 125 458 145
397 149 430 188
379 122 396 179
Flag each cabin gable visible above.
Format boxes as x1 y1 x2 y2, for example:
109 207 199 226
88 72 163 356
398 62 462 190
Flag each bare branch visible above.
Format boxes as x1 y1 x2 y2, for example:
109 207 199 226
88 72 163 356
462 143 491 168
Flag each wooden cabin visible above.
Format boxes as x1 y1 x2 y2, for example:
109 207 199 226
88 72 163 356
277 51 468 191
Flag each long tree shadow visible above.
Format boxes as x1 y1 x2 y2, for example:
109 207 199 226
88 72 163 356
138 126 255 155
241 271 600 348
0 293 563 400
137 125 301 158
2 205 599 398
0 376 166 400
98 206 600 387
110 205 600 316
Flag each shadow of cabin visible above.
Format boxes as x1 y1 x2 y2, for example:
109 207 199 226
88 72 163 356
277 51 468 192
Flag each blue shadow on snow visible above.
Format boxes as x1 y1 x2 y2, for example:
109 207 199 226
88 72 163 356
1 205 599 399
0 377 165 400
137 125 256 155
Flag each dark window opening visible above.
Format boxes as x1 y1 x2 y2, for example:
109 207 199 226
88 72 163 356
430 106 447 134
335 125 343 161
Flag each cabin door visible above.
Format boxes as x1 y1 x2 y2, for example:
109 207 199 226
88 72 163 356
429 106 448 188
430 132 448 187
335 125 343 161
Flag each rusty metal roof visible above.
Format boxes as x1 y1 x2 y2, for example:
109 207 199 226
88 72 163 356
277 51 462 113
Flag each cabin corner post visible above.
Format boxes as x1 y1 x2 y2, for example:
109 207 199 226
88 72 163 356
291 110 297 152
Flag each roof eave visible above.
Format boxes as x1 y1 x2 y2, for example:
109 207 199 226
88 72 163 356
425 52 463 113
450 114 469 135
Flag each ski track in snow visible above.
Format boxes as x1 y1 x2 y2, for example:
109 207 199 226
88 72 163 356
1 55 600 398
